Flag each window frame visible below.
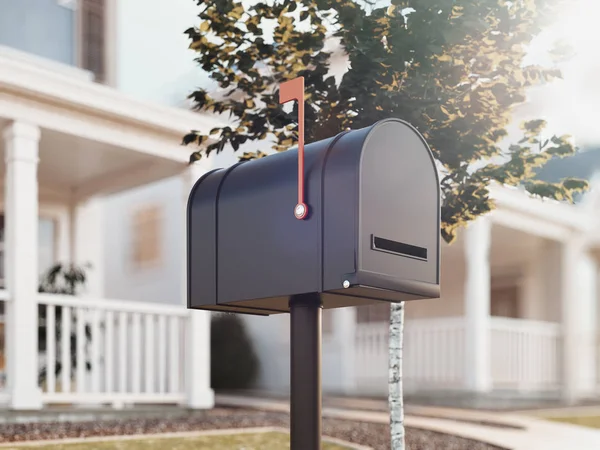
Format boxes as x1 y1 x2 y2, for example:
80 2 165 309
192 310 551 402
74 0 116 85
129 203 164 272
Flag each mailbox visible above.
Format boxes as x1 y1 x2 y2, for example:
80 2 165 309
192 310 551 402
187 118 440 315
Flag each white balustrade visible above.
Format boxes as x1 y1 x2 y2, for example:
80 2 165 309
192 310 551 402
354 322 389 396
36 293 189 405
354 315 561 395
0 288 566 406
490 317 560 390
403 317 466 390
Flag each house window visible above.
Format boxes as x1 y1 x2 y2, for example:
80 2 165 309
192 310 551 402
79 0 106 83
131 205 163 269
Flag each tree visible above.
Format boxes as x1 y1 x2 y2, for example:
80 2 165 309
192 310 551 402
183 1 587 448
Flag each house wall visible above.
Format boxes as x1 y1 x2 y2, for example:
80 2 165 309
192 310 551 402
513 239 562 323
0 179 106 304
238 309 365 395
0 0 75 66
103 176 185 305
102 149 244 305
405 251 466 319
521 246 546 320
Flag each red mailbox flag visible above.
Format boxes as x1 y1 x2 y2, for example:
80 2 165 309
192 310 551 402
279 77 308 220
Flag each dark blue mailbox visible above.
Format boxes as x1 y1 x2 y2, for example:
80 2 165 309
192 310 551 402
187 118 440 315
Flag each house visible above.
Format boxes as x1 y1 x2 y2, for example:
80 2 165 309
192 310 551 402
0 0 223 410
101 15 600 408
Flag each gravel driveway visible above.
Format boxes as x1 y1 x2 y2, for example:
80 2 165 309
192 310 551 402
0 407 507 450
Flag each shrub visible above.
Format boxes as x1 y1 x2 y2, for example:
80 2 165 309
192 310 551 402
210 313 259 391
37 262 92 385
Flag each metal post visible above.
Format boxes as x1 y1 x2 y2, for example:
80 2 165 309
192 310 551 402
289 293 322 450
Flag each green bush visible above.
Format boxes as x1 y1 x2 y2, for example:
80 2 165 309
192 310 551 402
210 313 259 391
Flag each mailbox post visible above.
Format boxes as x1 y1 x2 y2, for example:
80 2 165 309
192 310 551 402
290 293 322 449
187 77 441 449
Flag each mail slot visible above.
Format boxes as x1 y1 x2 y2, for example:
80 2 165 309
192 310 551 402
187 118 440 315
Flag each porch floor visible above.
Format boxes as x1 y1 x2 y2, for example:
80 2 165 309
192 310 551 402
0 405 197 424
217 389 597 413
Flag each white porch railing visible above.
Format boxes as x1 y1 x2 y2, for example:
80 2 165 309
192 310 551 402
354 322 389 395
37 293 189 406
404 317 466 390
354 317 466 394
490 317 560 391
354 315 561 395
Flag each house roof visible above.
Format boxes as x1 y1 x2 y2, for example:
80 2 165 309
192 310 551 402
0 44 228 156
0 45 230 200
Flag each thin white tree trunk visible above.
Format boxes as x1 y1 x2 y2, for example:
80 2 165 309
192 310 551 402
389 301 405 450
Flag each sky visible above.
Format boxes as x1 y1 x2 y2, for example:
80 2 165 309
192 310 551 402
507 0 600 149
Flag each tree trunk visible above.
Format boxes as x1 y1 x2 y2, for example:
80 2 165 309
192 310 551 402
389 302 405 450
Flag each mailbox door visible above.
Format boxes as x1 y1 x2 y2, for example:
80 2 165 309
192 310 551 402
321 119 440 303
358 119 440 296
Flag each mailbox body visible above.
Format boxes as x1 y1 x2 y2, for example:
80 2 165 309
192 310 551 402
187 118 440 315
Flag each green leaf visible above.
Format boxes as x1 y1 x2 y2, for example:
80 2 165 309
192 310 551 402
184 0 583 245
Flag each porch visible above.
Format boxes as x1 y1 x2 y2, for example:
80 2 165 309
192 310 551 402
0 46 222 410
354 315 562 397
325 185 600 403
0 292 192 407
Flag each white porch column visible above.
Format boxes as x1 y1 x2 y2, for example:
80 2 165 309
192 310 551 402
3 121 43 410
560 238 590 404
463 216 492 393
182 161 214 409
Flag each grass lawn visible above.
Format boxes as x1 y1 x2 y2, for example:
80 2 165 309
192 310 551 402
548 415 600 429
4 431 353 450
